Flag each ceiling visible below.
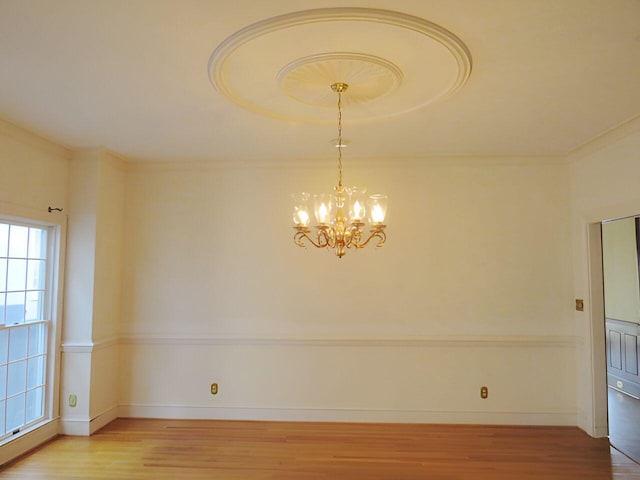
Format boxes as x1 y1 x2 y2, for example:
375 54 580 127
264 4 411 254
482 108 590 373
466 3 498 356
1 0 639 163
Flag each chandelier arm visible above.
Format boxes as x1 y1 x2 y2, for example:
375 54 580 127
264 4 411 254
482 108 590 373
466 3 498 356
294 230 323 249
293 228 333 249
352 228 387 249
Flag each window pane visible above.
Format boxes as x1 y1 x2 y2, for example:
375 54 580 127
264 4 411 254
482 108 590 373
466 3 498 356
0 258 6 291
0 330 7 364
5 292 25 325
8 327 28 361
28 324 46 356
26 387 44 424
26 260 46 290
25 291 43 322
0 401 4 435
0 293 5 325
6 259 26 291
0 365 6 398
0 220 52 439
27 356 45 389
0 224 8 257
27 228 47 260
8 226 28 258
7 360 26 397
6 394 25 433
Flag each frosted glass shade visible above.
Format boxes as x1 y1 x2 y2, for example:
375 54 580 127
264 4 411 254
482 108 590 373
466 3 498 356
292 192 311 227
368 194 387 224
348 187 367 223
313 194 333 225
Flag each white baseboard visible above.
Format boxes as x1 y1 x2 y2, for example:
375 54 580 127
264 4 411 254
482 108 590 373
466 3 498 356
0 419 60 467
89 405 120 435
120 404 577 426
576 409 609 438
61 404 119 436
60 417 90 436
592 424 609 438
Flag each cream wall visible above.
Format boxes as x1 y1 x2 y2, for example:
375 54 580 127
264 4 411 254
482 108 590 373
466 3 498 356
9 111 639 441
0 120 69 211
0 125 125 440
119 158 576 424
570 119 640 437
61 148 124 435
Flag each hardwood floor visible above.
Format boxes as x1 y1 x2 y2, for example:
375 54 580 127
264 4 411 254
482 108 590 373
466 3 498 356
1 419 640 479
609 386 640 463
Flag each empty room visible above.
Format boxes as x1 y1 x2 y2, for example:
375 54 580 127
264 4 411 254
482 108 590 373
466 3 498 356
0 1 640 478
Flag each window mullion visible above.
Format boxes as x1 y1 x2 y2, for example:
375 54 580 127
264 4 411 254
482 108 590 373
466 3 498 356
2 227 9 326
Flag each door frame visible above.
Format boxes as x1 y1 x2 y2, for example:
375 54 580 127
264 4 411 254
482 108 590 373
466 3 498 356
586 221 608 437
583 200 640 438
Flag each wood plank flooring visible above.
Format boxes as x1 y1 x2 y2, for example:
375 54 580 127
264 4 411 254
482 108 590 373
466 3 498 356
609 386 640 463
1 419 640 479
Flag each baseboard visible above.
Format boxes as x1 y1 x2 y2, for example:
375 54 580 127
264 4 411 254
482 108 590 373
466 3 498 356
61 404 119 436
592 424 609 438
120 403 577 426
0 419 60 467
60 417 90 436
89 404 120 434
576 409 609 438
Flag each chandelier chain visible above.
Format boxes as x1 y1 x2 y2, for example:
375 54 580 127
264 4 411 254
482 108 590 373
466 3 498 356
337 89 343 188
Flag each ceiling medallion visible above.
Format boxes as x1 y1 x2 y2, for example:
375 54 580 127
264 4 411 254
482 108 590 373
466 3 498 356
278 52 403 107
208 7 472 123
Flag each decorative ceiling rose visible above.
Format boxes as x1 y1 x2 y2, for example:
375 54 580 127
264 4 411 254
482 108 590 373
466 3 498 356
278 52 403 107
208 7 472 123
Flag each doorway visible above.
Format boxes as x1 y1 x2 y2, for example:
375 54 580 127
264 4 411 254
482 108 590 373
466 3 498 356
601 216 640 462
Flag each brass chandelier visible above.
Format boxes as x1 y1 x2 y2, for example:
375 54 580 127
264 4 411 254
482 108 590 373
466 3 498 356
292 82 387 258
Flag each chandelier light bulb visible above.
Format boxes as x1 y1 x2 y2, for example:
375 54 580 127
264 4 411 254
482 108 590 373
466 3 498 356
371 204 385 223
317 204 329 224
296 209 310 227
351 200 365 221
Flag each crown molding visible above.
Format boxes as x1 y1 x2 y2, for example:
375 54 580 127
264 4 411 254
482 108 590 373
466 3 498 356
124 154 569 173
568 115 640 162
0 116 71 160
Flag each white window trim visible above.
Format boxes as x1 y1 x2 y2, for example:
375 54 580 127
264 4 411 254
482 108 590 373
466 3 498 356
0 202 66 464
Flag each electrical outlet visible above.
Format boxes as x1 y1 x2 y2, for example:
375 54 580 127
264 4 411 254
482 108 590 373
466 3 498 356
480 386 488 399
69 394 77 407
210 383 218 395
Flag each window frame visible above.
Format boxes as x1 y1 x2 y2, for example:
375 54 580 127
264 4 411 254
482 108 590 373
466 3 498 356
0 202 65 448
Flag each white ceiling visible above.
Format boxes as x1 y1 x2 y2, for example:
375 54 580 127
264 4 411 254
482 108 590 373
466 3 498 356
1 0 639 163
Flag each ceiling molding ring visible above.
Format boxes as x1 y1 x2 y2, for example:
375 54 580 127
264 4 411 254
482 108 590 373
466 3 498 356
208 7 473 123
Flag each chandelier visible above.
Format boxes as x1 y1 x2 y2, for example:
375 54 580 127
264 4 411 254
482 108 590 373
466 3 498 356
292 82 387 258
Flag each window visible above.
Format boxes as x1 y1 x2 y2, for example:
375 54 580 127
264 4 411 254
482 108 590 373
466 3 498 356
0 221 55 440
